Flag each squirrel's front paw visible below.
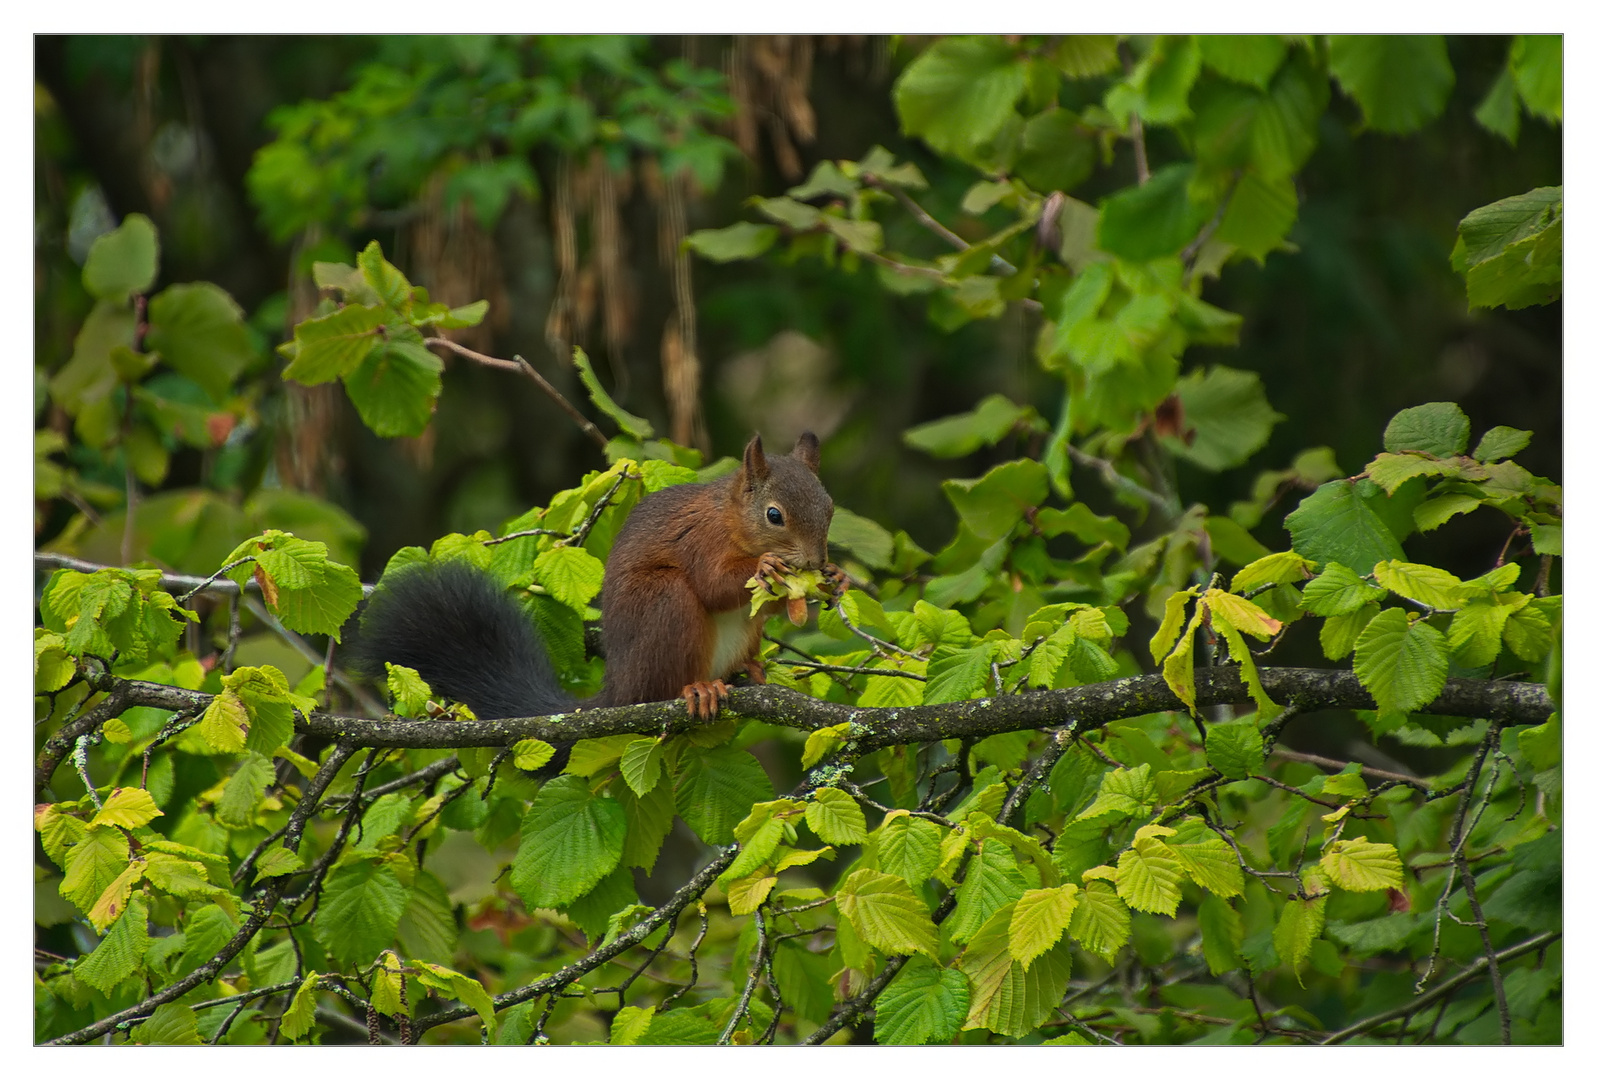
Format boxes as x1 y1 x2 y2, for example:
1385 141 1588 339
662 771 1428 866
821 562 849 603
754 552 792 590
681 679 731 719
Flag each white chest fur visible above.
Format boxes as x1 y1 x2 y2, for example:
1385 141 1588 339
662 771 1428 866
707 608 760 679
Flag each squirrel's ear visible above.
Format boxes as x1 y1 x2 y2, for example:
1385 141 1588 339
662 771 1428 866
742 434 770 483
793 432 821 473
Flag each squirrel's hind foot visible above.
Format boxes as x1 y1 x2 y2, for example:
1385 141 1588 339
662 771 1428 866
681 679 731 719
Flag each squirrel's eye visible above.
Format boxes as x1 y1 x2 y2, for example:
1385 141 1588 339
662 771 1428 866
766 506 784 526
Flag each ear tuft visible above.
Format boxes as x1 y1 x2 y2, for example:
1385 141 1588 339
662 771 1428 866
793 431 820 473
742 434 770 483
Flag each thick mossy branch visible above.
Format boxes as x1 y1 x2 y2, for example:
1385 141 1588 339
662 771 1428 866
58 666 1554 768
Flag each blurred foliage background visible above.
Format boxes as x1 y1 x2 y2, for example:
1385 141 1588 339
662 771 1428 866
35 33 1559 585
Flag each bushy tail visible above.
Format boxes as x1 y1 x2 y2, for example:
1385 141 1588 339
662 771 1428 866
346 560 575 720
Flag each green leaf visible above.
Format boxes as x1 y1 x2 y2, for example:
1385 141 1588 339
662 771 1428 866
876 813 944 888
1068 879 1130 961
1250 52 1329 179
619 737 664 796
894 36 1027 164
1448 598 1516 669
1364 452 1459 495
1167 365 1284 471
145 283 256 403
1301 561 1386 617
217 752 275 828
1452 187 1562 310
280 975 320 1041
1328 35 1454 133
800 723 852 769
1213 170 1298 265
1205 588 1282 640
1198 34 1288 89
1371 560 1466 610
75 892 151 995
34 629 76 693
673 744 774 846
1116 838 1184 916
343 339 443 438
1321 837 1404 892
1014 109 1097 194
35 803 87 870
1160 620 1199 715
313 859 411 965
511 775 628 910
1168 837 1244 898
942 459 1050 541
1273 892 1327 983
282 304 386 385
1503 596 1559 663
1232 551 1315 593
1008 885 1080 969
572 345 652 441
1284 480 1405 576
946 842 1030 943
750 195 821 230
875 957 971 1045
924 641 996 705
132 1002 201 1046
828 508 895 569
1473 425 1532 464
684 222 779 262
1054 35 1120 78
87 859 145 932
385 663 433 717
1383 401 1470 457
1097 163 1209 260
357 241 412 309
1353 607 1449 717
1206 721 1264 780
1413 492 1482 533
1197 894 1243 975
1321 605 1378 661
83 213 159 301
535 544 606 611
960 901 1073 1038
512 738 557 772
61 825 130 915
904 395 1032 459
805 787 868 846
836 868 939 956
91 787 163 830
1511 35 1562 122
1474 65 1521 144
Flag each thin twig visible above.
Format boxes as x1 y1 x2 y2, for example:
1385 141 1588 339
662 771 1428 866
46 742 360 1046
424 335 607 451
1269 746 1428 788
1321 931 1559 1044
1066 444 1179 516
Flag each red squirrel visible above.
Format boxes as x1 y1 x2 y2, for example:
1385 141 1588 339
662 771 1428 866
349 433 837 726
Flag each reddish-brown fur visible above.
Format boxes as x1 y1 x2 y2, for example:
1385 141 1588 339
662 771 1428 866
595 433 836 717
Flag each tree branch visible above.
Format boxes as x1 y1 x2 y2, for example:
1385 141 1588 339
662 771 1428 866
43 667 1552 794
423 336 608 452
1319 931 1560 1045
45 741 360 1046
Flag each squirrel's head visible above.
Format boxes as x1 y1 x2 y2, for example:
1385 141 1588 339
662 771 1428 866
738 432 834 569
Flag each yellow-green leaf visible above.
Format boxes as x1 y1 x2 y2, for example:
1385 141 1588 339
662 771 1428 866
1320 837 1405 892
90 787 164 830
806 787 868 846
836 869 939 956
1007 885 1080 969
